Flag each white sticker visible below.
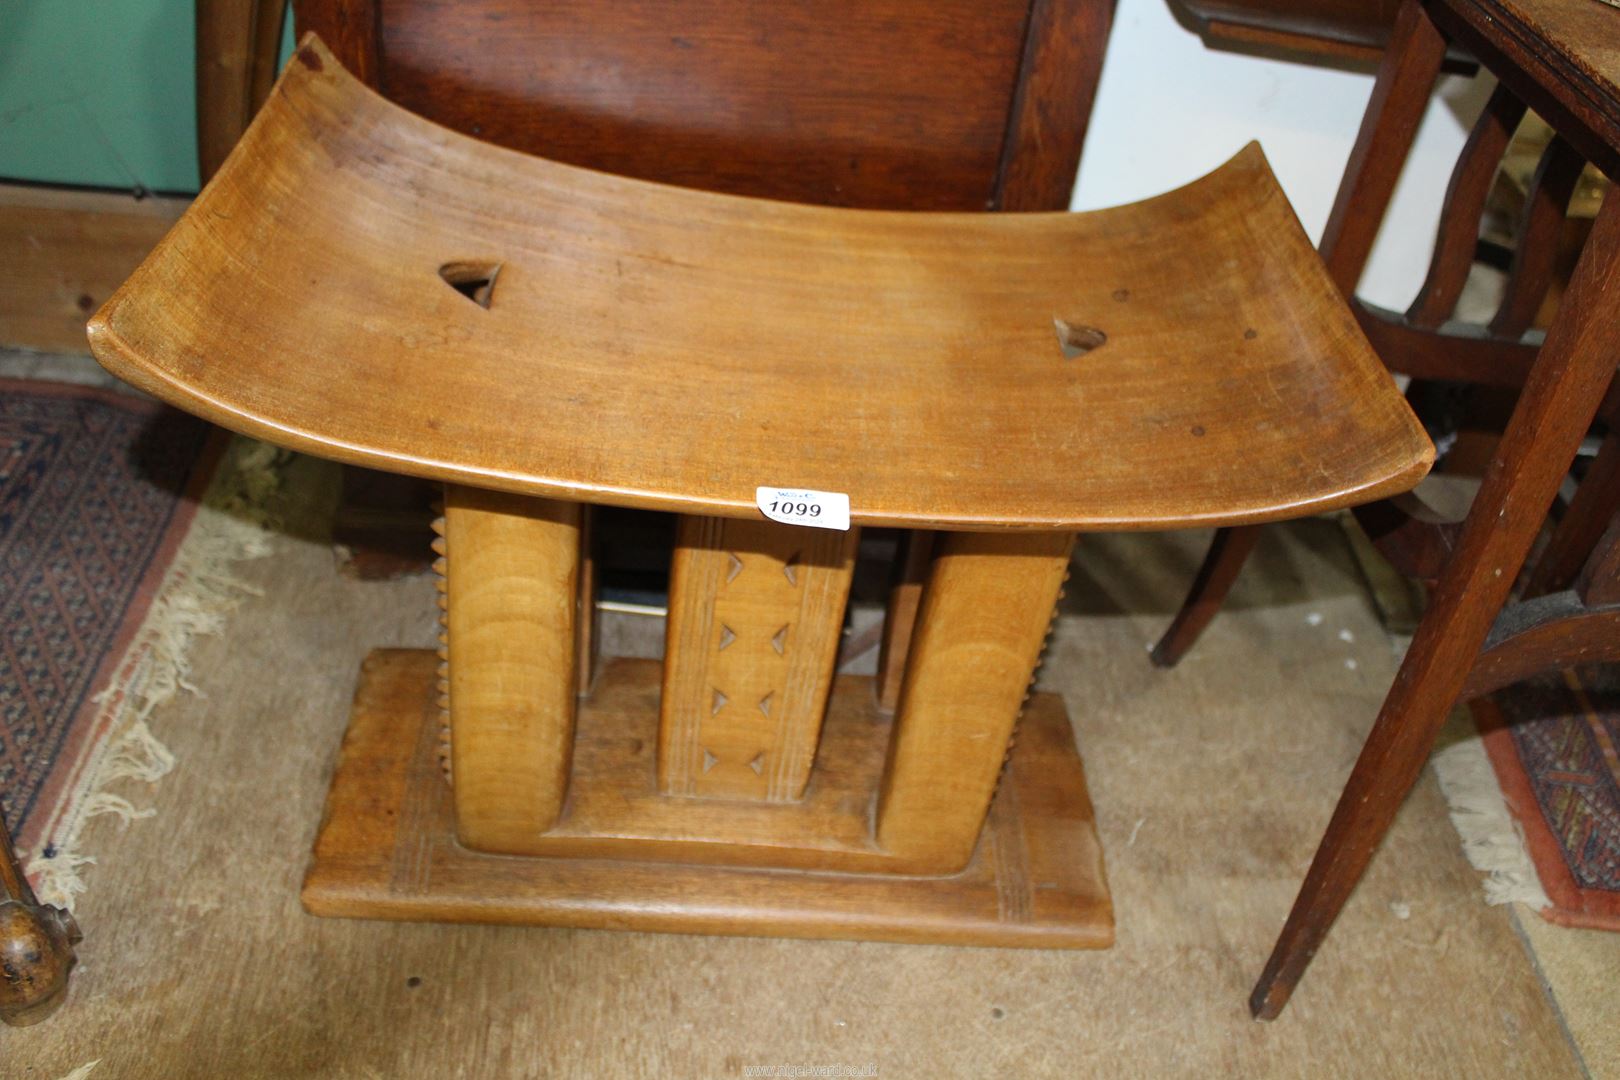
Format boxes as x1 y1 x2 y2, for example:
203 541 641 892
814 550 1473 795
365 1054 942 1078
755 486 851 531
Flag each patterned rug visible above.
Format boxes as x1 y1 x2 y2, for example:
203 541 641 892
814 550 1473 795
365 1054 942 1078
1475 667 1620 931
0 378 278 908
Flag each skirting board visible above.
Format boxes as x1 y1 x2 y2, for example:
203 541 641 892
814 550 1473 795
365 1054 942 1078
0 183 185 354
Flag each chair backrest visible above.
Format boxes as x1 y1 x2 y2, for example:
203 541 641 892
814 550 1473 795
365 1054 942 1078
1315 4 1616 594
294 0 1114 213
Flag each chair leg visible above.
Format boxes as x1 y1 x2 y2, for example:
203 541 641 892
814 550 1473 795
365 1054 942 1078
1150 525 1262 668
1250 189 1620 1021
1524 424 1620 597
0 810 81 1026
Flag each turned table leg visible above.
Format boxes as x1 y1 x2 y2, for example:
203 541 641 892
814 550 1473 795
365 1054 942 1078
1 810 81 1026
1250 189 1620 1019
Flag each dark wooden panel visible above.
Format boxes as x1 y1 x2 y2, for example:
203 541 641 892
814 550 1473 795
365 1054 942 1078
998 0 1116 211
297 0 381 87
361 0 1036 210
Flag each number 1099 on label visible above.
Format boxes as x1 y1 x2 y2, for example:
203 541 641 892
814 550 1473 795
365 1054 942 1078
755 486 852 531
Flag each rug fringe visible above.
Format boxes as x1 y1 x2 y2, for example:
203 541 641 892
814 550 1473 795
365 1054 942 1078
26 437 286 910
1431 717 1551 910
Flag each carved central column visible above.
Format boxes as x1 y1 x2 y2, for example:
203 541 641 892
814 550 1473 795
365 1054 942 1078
659 516 858 801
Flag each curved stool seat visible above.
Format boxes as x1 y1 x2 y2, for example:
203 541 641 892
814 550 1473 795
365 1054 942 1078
90 37 1429 532
85 36 1432 951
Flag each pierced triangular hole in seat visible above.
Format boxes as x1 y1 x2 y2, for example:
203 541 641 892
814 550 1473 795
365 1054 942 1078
1053 316 1106 358
438 260 502 309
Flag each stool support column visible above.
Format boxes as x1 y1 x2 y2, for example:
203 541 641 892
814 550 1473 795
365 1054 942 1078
660 516 858 802
877 530 1073 873
444 486 581 851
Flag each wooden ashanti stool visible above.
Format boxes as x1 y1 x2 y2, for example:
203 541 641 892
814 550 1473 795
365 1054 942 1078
88 37 1432 948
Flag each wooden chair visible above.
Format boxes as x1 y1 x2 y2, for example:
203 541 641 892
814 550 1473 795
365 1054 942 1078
1173 0 1404 63
1151 26 1614 670
87 36 1430 944
1219 0 1620 1019
1172 0 1474 68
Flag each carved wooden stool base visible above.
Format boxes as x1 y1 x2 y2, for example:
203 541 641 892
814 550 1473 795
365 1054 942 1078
303 651 1113 948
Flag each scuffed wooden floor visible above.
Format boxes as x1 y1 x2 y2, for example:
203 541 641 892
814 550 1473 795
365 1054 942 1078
2 449 1586 1078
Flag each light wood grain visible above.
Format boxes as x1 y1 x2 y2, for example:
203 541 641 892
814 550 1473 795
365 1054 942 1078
359 649 1036 875
443 486 580 850
877 531 1074 873
305 652 1114 947
89 35 1432 532
876 531 935 712
660 517 857 801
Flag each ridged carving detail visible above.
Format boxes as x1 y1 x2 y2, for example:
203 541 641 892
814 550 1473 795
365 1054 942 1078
432 504 451 784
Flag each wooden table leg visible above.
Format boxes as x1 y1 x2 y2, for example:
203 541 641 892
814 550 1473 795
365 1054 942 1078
1250 189 1620 1020
1 810 81 1026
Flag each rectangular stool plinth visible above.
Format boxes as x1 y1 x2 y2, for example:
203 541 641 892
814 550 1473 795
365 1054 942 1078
303 650 1114 948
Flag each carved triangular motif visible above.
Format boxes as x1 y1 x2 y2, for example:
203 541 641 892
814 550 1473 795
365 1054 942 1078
747 752 765 775
702 749 719 773
758 691 773 718
717 624 736 651
782 553 800 586
726 552 744 584
711 688 728 715
770 624 789 655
